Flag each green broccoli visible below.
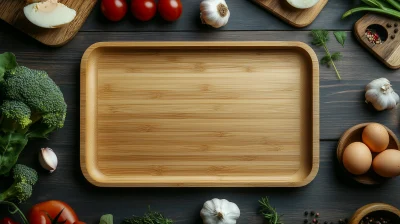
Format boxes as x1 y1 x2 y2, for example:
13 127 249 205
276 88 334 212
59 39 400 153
0 52 67 175
0 164 38 203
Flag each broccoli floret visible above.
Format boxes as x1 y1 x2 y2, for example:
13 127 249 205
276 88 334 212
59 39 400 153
0 164 38 203
12 164 38 185
1 66 67 130
0 101 32 132
0 53 67 175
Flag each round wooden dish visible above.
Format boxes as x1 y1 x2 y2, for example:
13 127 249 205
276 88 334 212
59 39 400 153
349 203 400 224
337 123 400 185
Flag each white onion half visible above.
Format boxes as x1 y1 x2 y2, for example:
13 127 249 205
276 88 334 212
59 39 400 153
286 0 320 9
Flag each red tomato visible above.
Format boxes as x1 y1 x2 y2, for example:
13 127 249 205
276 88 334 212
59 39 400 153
131 0 157 21
28 200 85 224
101 0 128 21
158 0 182 21
0 218 19 224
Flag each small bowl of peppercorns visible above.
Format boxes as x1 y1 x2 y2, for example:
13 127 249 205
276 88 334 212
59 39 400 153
349 203 400 224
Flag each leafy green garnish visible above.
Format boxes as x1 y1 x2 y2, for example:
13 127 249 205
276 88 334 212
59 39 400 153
122 207 173 224
311 30 342 80
100 214 113 224
334 31 347 47
259 197 283 224
0 52 18 79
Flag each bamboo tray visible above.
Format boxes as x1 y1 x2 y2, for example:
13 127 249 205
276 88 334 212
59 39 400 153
80 42 320 187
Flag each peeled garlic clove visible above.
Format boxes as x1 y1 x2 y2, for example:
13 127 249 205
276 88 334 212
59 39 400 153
39 147 58 173
200 0 230 28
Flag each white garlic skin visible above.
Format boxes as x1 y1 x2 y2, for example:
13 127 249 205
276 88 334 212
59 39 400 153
200 0 230 28
39 147 58 173
365 78 400 111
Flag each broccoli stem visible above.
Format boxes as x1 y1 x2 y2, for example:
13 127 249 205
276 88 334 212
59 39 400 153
0 181 18 201
0 133 28 175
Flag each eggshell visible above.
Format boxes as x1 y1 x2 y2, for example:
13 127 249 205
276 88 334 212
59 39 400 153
343 142 373 175
362 123 389 153
372 149 400 178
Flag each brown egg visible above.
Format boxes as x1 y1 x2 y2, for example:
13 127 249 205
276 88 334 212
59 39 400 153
372 149 400 178
343 142 373 175
362 123 389 153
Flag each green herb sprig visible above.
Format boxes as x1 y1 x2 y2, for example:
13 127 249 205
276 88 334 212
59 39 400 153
259 197 283 224
311 30 343 80
0 201 29 224
122 207 173 224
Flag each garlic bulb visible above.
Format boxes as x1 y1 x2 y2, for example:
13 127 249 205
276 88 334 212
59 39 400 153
200 198 240 224
200 0 230 28
39 147 58 173
365 78 399 111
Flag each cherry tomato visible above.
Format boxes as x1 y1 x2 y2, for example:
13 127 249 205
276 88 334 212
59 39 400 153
101 0 128 21
158 0 182 22
28 200 85 224
131 0 157 21
0 218 19 224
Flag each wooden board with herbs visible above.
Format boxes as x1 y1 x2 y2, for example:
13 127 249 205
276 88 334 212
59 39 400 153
0 0 96 46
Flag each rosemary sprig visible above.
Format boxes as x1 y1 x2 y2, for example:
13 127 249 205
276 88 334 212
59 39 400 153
259 197 283 224
311 30 342 80
122 207 173 224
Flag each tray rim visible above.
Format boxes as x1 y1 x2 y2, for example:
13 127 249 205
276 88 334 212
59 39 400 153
80 41 320 187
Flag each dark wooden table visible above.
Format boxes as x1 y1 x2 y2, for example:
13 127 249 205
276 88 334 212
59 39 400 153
1 0 400 223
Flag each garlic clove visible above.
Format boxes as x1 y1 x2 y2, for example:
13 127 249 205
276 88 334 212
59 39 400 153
39 147 58 173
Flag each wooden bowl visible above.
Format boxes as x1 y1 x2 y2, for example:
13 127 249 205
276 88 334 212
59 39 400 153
337 123 400 185
349 203 400 224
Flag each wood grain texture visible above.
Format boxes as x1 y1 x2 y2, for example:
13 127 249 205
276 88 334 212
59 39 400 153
354 14 400 69
80 42 320 187
349 203 400 224
252 0 328 27
337 123 400 185
0 0 96 46
0 26 400 223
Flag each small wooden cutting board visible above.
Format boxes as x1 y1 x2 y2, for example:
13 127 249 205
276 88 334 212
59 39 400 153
0 0 97 47
354 14 400 69
252 0 328 28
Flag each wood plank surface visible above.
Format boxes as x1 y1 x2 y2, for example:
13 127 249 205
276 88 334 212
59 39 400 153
0 0 96 46
81 0 360 31
0 17 400 223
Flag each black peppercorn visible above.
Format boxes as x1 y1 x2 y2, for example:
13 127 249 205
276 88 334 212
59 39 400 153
311 211 315 216
324 222 328 224
395 23 398 27
305 211 309 216
387 23 393 28
304 219 308 223
394 28 398 33
391 35 396 39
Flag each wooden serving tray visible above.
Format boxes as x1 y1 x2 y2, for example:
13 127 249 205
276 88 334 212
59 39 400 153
0 0 96 47
354 14 400 69
252 0 328 27
80 42 320 187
